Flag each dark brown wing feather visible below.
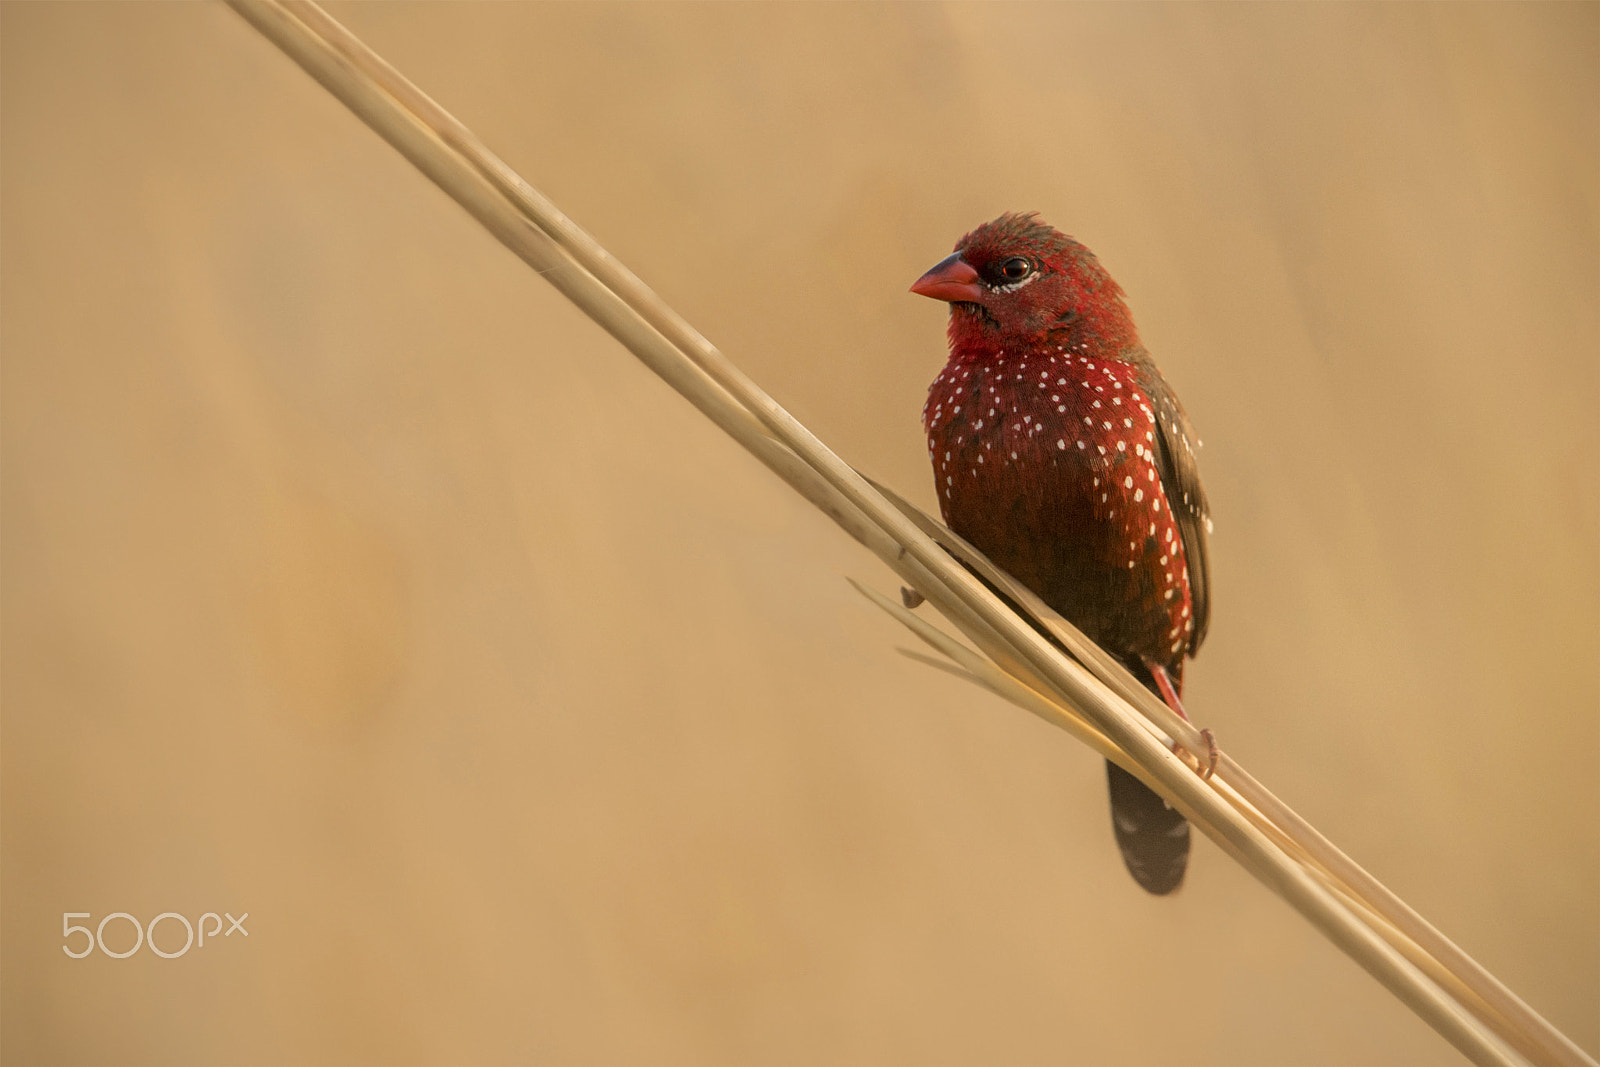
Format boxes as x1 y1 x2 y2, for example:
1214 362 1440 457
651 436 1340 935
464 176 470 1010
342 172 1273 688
1136 363 1211 654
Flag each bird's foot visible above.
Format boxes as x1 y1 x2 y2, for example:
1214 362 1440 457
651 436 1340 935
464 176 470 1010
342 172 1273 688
1195 728 1218 781
1145 660 1219 781
1166 731 1218 781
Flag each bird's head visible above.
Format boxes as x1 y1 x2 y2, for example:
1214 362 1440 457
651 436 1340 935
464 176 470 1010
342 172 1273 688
911 212 1139 359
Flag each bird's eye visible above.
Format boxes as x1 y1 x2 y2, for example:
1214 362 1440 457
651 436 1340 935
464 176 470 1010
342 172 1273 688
999 257 1032 281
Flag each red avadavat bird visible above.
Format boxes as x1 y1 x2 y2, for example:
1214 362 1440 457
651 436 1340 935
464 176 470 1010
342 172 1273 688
912 213 1212 894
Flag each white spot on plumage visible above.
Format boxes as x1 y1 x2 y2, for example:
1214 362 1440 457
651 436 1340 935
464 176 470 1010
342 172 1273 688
1123 476 1134 488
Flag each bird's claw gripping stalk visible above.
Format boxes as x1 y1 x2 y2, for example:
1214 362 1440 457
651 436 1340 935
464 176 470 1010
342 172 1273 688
1148 660 1219 780
1197 727 1219 781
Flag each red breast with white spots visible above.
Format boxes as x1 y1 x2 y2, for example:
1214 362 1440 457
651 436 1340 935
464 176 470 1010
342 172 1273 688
925 342 1197 670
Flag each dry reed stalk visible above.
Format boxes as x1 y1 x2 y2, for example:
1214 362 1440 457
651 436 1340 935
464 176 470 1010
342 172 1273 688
223 4 1594 1065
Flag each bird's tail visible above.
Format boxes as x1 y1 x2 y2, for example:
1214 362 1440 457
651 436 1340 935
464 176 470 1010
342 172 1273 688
1105 759 1190 894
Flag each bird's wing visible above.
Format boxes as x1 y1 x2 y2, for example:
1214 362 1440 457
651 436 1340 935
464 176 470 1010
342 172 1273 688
1138 363 1211 654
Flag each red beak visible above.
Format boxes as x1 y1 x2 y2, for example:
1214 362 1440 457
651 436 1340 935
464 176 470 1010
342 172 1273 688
910 253 984 303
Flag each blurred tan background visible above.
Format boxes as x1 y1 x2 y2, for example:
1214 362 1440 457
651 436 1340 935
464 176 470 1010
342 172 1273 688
3 3 1595 1064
